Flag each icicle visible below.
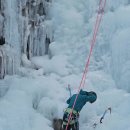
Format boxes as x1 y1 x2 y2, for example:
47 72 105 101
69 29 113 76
0 47 5 79
0 0 53 77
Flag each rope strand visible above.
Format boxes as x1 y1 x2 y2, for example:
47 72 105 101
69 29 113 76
65 0 107 130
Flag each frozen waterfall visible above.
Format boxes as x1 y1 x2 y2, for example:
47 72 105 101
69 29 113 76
0 0 53 79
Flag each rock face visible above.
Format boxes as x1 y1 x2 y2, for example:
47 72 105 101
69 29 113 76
0 0 53 79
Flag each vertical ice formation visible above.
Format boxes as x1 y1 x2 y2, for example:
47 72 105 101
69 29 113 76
0 0 53 79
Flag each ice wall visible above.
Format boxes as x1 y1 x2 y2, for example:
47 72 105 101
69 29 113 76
0 0 53 79
1 0 130 93
50 0 130 92
93 3 130 92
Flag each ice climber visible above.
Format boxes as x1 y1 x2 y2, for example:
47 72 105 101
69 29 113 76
62 89 97 130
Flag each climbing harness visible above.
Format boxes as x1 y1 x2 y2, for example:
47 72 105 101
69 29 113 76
93 107 112 129
63 108 79 125
65 0 107 130
64 108 79 116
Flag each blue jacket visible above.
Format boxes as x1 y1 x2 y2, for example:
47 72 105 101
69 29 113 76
66 89 97 112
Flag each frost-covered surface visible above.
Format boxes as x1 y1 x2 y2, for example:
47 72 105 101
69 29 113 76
0 0 130 130
0 0 53 78
0 72 130 130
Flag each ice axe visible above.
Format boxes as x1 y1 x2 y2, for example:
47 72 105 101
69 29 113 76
93 107 112 129
68 84 72 97
100 107 111 123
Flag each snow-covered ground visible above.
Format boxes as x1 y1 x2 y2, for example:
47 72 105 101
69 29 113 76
0 0 130 130
0 71 130 130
